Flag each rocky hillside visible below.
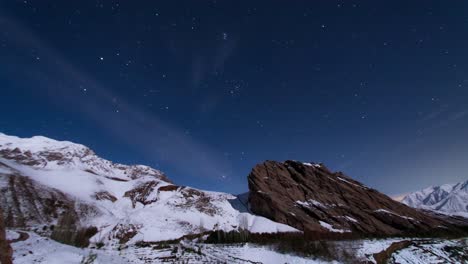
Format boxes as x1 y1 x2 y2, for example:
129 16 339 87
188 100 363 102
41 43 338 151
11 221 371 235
402 180 468 218
0 133 297 248
248 160 468 236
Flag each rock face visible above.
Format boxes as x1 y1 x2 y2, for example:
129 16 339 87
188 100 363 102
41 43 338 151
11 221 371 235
248 160 468 236
0 207 12 264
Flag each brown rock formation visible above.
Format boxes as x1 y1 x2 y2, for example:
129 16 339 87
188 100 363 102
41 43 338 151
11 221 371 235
248 160 468 236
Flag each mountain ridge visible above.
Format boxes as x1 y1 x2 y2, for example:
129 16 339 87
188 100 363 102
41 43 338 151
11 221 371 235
248 160 468 236
402 180 468 218
0 133 298 248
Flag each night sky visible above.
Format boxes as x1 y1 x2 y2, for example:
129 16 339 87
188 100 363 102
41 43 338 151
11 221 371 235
1 1 468 196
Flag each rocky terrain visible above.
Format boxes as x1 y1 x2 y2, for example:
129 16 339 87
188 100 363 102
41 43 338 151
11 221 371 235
248 160 468 236
402 180 468 218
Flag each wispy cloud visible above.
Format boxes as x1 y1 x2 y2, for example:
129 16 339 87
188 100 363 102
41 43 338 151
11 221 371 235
448 110 468 121
0 13 232 180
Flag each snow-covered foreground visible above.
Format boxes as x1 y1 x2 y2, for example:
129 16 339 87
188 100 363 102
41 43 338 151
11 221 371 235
9 230 330 264
9 231 128 264
392 239 468 264
9 229 468 263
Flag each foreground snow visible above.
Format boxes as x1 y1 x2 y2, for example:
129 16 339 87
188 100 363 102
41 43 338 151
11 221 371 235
392 239 468 264
10 231 128 264
10 229 468 263
9 230 331 264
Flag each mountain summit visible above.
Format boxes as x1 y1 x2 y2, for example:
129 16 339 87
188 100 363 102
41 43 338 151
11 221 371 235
402 180 468 218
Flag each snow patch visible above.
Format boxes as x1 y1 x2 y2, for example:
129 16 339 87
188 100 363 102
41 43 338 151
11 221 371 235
374 209 415 220
318 221 350 233
295 199 329 209
337 177 367 189
303 162 321 168
338 216 358 223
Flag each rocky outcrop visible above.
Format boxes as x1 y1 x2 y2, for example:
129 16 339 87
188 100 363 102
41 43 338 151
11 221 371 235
51 206 98 248
248 160 468 236
0 166 98 228
0 170 72 227
0 161 100 247
123 182 220 216
124 181 161 207
0 207 12 264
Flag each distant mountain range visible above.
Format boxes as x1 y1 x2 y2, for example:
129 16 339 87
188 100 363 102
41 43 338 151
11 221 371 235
402 180 468 218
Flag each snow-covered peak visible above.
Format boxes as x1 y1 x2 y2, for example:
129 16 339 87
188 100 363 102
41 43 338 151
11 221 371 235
0 132 299 248
0 132 166 182
402 180 468 218
0 133 92 155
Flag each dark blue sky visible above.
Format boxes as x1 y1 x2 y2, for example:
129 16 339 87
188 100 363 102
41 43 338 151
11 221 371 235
1 1 468 195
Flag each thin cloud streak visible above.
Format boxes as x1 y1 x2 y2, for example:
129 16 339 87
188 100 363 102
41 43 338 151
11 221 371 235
0 13 232 181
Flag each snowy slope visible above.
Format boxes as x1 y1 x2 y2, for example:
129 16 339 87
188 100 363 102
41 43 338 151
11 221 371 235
402 180 468 218
0 133 298 247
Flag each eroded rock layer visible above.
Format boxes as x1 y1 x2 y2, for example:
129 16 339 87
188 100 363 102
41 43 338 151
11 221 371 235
248 160 468 236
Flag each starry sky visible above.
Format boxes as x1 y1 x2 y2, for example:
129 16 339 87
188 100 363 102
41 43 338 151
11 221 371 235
1 1 468 196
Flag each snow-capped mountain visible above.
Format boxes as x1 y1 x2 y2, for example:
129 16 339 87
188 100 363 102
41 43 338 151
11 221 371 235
402 180 468 218
0 133 297 248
